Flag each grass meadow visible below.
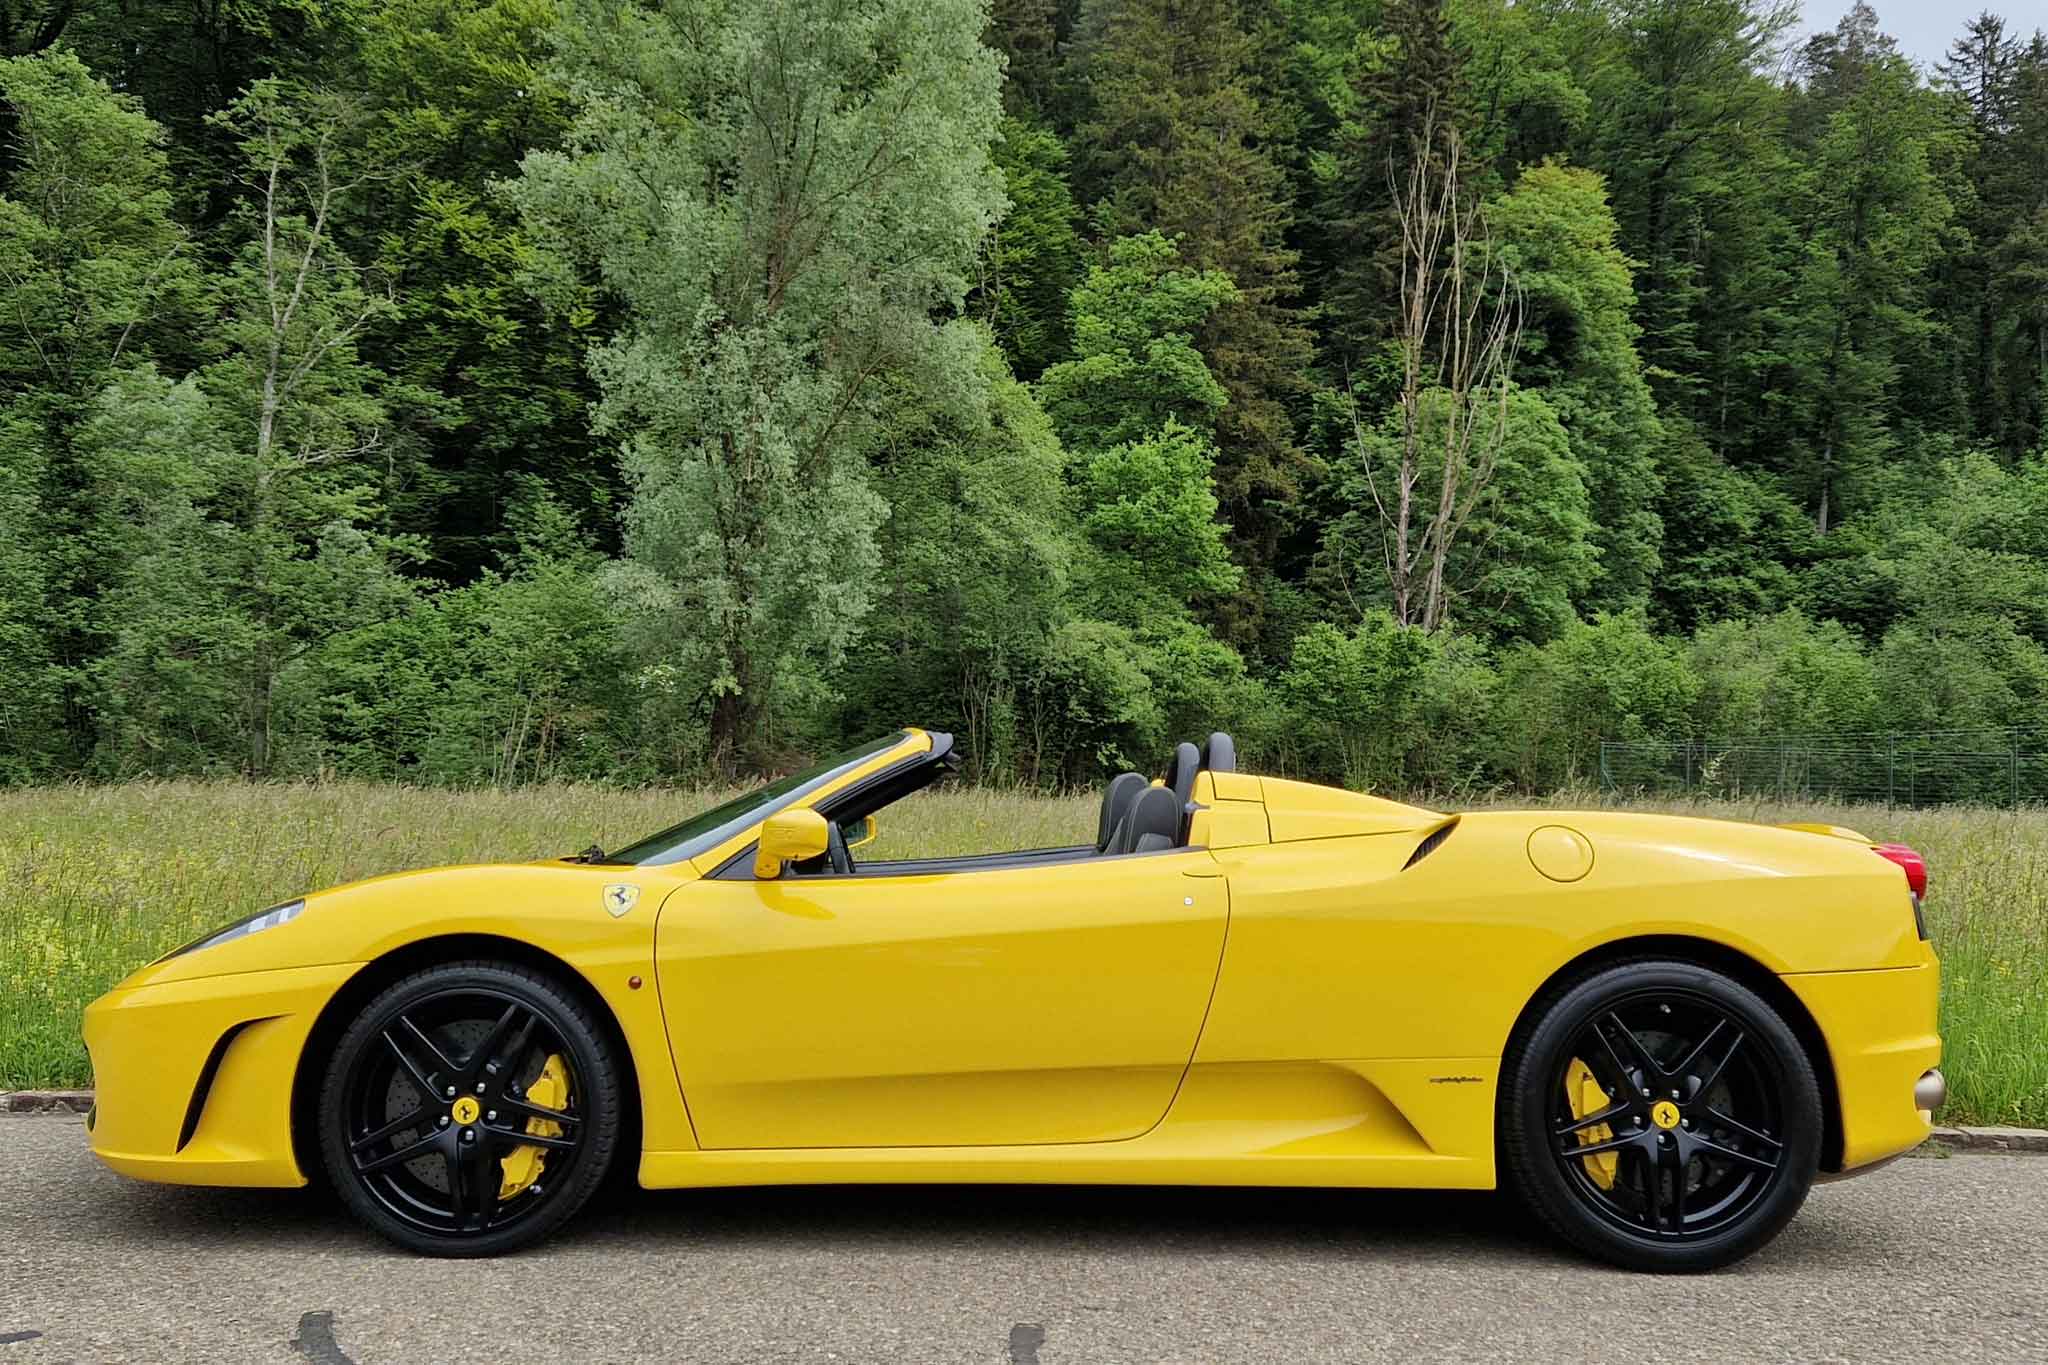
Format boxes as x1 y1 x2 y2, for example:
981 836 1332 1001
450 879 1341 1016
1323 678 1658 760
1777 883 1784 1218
1 781 2040 1127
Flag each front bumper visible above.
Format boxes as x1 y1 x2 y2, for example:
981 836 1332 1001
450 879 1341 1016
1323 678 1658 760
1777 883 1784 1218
82 962 357 1187
1782 958 1942 1173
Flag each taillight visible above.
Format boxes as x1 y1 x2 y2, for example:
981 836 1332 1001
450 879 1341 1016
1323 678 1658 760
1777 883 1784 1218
1873 842 1929 938
1874 843 1928 899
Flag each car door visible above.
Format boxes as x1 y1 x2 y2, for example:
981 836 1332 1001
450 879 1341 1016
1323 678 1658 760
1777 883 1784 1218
657 850 1228 1149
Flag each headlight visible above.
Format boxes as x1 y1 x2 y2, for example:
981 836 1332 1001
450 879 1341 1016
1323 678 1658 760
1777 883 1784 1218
165 899 307 959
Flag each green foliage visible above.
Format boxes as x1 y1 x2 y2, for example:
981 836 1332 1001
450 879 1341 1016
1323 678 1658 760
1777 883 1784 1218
78 82 416 777
0 49 203 773
1078 417 1242 614
1278 613 1439 788
977 118 1084 379
6 1 2048 795
509 0 1005 767
319 498 635 783
1311 0 1473 375
1488 161 1662 609
1652 425 1806 633
1038 231 1236 447
349 0 606 580
1493 612 1701 788
1072 0 1315 562
1319 384 1594 644
1774 24 1960 530
841 328 1077 782
1688 610 1881 737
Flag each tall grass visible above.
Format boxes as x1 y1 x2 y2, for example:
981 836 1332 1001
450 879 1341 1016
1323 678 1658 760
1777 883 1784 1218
1 782 2037 1127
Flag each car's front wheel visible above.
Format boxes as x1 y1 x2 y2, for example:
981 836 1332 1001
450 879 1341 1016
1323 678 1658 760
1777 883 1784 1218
317 960 623 1256
1500 958 1823 1272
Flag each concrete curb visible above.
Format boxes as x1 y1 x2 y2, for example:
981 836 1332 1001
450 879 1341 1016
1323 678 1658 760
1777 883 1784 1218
4 1088 2048 1152
2 1091 92 1114
1928 1124 2048 1153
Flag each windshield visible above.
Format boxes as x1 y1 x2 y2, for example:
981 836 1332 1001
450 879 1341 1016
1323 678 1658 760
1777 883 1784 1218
598 732 911 867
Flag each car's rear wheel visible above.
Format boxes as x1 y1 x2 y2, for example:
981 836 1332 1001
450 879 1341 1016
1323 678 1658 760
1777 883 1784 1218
317 961 622 1256
1500 959 1822 1272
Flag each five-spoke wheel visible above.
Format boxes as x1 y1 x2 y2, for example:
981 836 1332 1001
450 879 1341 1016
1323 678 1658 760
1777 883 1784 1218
1502 959 1822 1272
318 961 621 1256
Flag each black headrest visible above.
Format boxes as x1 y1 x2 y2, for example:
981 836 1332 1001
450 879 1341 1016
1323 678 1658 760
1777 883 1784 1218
1166 740 1200 807
1096 772 1147 852
1118 784 1183 855
1201 731 1235 774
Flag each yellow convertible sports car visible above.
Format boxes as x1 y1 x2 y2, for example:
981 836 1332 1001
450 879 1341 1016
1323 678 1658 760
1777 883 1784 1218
83 729 1942 1270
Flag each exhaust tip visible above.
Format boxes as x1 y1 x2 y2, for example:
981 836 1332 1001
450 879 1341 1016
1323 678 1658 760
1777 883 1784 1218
1915 1068 1947 1114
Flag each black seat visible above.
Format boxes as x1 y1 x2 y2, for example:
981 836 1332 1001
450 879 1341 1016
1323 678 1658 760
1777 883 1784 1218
1164 740 1200 808
1115 784 1184 854
1201 731 1235 773
1096 771 1147 852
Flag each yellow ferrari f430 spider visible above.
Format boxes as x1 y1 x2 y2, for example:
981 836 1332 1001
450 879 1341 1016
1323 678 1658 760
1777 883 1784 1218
83 729 1943 1270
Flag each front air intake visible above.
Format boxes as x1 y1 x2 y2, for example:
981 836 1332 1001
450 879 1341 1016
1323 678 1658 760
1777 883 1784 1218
1403 821 1456 869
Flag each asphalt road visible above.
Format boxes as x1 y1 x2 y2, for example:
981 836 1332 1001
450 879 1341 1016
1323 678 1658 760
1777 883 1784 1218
2 1117 2043 1364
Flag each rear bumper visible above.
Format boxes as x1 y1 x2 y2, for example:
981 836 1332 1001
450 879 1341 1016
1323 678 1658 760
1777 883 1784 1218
81 962 356 1187
1782 958 1942 1173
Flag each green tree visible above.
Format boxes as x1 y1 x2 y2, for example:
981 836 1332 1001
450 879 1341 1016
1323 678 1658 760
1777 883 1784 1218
842 328 1078 782
1776 21 1958 530
319 491 635 783
1311 0 1472 376
1073 0 1315 571
1488 160 1663 609
349 0 607 581
1687 608 1880 736
1321 385 1593 643
84 83 414 776
976 118 1084 379
1039 232 1242 625
1492 610 1700 787
510 0 1006 769
1037 231 1234 447
1936 11 2020 448
1557 0 1796 413
0 50 200 772
1651 424 1805 633
1984 32 2048 455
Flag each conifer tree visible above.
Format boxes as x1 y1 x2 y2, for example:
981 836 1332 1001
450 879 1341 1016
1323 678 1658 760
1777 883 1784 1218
1073 0 1315 581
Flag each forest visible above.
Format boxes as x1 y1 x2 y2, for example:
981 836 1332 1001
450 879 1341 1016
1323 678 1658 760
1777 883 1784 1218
2 0 2046 793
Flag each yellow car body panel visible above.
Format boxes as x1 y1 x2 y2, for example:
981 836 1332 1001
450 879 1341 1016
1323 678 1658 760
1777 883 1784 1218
660 849 1229 1148
80 727 1941 1201
1784 963 1942 1169
83 963 355 1186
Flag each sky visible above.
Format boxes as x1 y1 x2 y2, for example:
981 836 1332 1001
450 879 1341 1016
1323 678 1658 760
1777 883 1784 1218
1794 1 2040 74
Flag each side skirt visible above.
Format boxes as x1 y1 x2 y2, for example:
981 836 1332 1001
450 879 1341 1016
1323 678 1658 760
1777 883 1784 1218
639 1058 1500 1192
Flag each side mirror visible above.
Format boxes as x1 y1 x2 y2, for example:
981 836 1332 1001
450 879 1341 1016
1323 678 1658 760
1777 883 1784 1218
754 808 830 879
842 814 878 850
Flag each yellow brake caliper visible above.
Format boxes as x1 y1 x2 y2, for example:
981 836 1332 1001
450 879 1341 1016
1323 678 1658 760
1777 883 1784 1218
498 1054 569 1200
1565 1058 1619 1190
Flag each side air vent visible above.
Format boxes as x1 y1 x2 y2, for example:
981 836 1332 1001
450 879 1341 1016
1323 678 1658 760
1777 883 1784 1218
1403 821 1456 869
177 1017 270 1152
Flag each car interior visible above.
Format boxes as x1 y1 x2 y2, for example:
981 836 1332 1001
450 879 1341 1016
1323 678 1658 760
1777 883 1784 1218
744 731 1240 880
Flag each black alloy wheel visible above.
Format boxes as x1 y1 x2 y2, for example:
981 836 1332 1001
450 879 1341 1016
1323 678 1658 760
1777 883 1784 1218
318 961 622 1256
1501 959 1822 1272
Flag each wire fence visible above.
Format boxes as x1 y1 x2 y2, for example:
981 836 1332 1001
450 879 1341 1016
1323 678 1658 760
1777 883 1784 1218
1599 728 2048 808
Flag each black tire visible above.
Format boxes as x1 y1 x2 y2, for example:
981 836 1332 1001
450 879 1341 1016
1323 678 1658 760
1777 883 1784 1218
317 960 623 1257
1500 958 1822 1272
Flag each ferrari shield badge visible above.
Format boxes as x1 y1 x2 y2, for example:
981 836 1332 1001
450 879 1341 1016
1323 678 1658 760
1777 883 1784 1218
602 883 640 917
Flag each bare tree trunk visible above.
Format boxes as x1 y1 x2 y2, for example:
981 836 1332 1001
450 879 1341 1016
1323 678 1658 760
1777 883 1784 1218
235 93 385 776
1351 102 1522 633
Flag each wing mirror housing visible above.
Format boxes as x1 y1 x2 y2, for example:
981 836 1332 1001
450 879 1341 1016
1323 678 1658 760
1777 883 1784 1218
842 814 877 850
755 808 830 879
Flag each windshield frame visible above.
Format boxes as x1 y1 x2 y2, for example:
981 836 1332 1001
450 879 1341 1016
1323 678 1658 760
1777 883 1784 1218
597 731 920 868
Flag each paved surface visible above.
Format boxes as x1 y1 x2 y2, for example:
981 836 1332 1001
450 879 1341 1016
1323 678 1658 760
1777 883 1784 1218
2 1117 2043 1364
